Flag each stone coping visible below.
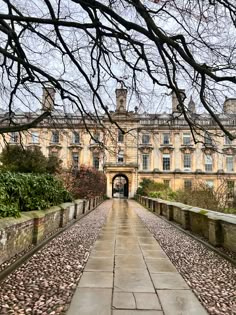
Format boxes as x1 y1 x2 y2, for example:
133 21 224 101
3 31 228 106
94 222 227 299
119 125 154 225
0 197 101 229
148 197 236 225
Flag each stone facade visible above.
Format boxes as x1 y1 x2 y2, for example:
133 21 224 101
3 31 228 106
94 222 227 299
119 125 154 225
1 88 236 198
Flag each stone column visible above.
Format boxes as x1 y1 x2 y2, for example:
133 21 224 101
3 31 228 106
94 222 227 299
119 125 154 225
208 215 222 246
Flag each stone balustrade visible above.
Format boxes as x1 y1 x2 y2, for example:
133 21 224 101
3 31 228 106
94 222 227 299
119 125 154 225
137 195 236 253
0 196 103 265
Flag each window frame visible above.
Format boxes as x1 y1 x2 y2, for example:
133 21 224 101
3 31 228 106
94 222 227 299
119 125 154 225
93 154 99 169
72 131 80 144
205 154 213 172
142 154 149 170
10 132 19 143
118 130 124 143
162 133 170 145
163 154 170 171
183 133 191 145
51 131 59 144
183 153 191 170
117 150 124 164
226 155 234 172
142 134 150 144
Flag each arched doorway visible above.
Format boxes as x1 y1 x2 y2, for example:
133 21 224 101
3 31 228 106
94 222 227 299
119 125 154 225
112 174 129 198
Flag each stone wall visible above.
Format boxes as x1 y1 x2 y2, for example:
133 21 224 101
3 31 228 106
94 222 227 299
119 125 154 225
0 196 103 265
137 195 236 253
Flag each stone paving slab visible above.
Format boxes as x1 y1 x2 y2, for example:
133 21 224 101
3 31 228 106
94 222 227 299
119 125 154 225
67 288 112 315
114 268 155 293
78 271 113 288
113 311 164 315
67 199 208 315
157 289 208 315
151 272 189 290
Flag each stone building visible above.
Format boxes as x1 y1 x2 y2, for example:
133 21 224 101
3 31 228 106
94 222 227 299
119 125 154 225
1 87 236 198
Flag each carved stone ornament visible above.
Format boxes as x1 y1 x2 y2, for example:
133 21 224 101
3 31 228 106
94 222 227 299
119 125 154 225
89 143 103 153
48 143 62 150
180 145 195 153
138 144 153 153
68 144 83 151
159 146 174 154
201 147 215 155
222 146 236 155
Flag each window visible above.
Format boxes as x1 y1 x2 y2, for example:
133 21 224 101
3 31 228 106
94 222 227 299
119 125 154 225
227 181 234 198
93 154 99 169
72 132 80 144
163 154 170 171
92 132 100 143
31 132 39 144
183 153 191 170
225 136 232 145
206 180 214 188
226 155 234 172
51 131 59 143
183 133 191 145
205 155 213 172
72 153 79 168
117 150 124 163
163 180 170 187
163 133 170 145
205 132 212 145
142 154 149 170
118 130 124 143
142 134 150 144
10 132 18 143
184 180 192 190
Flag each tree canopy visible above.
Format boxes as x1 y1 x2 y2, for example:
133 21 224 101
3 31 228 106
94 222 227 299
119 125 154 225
0 145 61 173
0 0 235 140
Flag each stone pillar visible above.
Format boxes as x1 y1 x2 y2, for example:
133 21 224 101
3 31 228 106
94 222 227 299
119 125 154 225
33 215 45 244
208 216 222 246
167 204 174 221
156 201 161 215
181 207 190 230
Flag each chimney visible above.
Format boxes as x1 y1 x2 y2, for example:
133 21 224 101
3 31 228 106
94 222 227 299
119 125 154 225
172 89 185 113
115 83 127 112
223 98 236 114
42 86 55 112
188 96 196 114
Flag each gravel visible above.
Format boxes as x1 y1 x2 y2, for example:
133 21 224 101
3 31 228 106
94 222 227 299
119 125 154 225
0 200 111 315
131 201 236 315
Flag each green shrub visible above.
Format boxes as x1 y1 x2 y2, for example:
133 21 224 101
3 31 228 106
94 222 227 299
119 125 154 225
0 172 72 218
137 179 168 196
149 189 177 201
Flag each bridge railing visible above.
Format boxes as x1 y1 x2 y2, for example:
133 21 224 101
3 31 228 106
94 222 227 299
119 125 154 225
137 195 236 254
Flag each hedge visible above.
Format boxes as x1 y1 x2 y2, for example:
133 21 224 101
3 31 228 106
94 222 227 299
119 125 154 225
0 172 72 218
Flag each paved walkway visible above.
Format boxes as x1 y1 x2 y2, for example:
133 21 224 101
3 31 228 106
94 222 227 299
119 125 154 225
67 199 208 315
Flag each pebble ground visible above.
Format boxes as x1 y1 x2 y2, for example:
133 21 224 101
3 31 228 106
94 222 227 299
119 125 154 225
131 201 236 315
0 200 111 315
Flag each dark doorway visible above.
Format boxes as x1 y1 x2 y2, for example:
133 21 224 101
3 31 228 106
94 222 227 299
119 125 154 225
112 174 129 198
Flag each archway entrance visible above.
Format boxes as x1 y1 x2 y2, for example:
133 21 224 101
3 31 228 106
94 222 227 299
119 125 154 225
112 174 129 198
